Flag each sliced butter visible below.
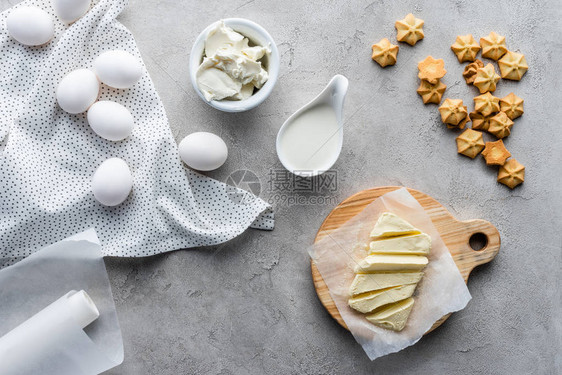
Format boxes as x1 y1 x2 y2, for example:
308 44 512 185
355 254 428 273
369 233 431 255
365 297 414 331
370 212 421 238
348 284 416 314
349 272 423 296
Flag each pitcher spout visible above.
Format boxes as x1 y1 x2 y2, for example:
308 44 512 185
323 75 349 125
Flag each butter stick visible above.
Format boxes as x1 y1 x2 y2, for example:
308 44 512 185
349 272 423 296
355 254 428 273
348 284 416 314
369 233 431 255
365 297 414 331
370 212 421 238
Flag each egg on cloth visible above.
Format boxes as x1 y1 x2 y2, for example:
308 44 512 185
93 50 143 89
179 132 228 171
53 0 91 23
57 69 100 114
92 158 133 206
6 6 54 46
87 101 134 141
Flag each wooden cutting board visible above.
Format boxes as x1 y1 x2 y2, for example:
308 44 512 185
311 186 500 333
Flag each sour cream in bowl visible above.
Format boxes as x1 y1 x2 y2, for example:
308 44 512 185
189 18 280 112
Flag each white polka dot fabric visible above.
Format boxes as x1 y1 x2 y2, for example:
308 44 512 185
0 0 274 268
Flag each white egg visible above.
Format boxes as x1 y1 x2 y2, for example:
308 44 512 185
56 69 99 114
178 132 228 171
6 7 54 46
87 101 134 141
52 0 91 23
92 158 133 206
93 50 143 89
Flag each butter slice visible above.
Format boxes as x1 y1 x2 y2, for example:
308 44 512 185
365 297 414 331
349 272 423 296
369 233 431 255
355 254 428 273
348 284 416 314
370 212 421 238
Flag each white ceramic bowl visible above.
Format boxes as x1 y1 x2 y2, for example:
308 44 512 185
189 18 280 112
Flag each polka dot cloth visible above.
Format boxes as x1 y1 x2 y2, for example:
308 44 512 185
0 0 274 268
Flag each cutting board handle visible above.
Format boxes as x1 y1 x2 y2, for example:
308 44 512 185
452 219 501 281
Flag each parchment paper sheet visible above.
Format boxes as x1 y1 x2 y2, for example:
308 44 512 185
0 229 123 374
309 188 471 360
0 0 273 268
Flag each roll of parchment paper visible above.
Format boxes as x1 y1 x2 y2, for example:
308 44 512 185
0 229 123 375
0 290 100 361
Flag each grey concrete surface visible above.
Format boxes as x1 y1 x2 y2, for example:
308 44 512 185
5 0 562 373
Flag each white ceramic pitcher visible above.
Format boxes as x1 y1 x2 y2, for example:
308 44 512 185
276 75 349 177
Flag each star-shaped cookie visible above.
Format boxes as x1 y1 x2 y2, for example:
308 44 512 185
498 51 528 80
500 93 524 120
395 13 424 46
456 129 485 158
463 59 484 85
480 31 508 60
451 34 481 62
416 79 446 104
474 92 500 117
481 140 511 165
439 98 468 128
488 112 514 139
469 111 493 131
371 38 399 67
418 56 447 84
498 159 525 189
473 63 500 93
